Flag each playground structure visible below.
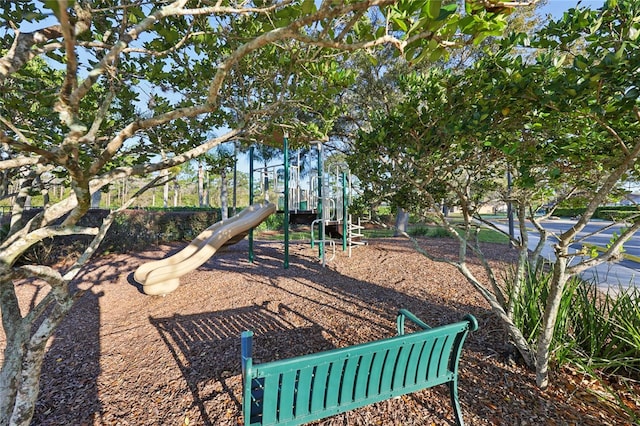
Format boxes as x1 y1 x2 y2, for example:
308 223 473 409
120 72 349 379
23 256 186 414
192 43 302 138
133 137 361 296
249 139 365 268
133 203 276 295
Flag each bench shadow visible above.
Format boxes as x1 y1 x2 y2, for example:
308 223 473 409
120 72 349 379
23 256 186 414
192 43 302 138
149 303 334 426
192 240 583 425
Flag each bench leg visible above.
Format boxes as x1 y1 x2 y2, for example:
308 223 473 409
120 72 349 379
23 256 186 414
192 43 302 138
448 380 464 426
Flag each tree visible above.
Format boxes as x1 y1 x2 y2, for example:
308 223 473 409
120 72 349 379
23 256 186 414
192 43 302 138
204 147 236 218
335 1 546 230
349 0 640 389
0 1 522 423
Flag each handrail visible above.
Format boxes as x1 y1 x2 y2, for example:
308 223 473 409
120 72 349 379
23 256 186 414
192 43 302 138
310 218 335 266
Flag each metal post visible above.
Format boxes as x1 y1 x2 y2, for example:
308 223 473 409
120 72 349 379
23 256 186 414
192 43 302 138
342 172 347 251
507 166 514 244
283 134 290 269
249 146 255 263
232 140 238 216
317 141 324 258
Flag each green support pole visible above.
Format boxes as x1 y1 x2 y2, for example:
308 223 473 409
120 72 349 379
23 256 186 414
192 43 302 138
317 142 323 258
342 172 347 251
283 134 290 269
249 146 254 263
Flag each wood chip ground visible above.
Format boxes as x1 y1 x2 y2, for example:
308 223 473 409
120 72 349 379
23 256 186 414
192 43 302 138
2 237 637 425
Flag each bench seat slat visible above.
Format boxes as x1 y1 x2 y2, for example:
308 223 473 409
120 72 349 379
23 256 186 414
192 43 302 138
339 355 361 404
438 336 456 378
404 340 426 387
416 337 433 382
261 374 280 425
378 346 401 395
353 352 374 401
310 363 329 413
426 336 446 382
294 367 314 418
278 370 298 422
324 359 346 409
392 342 413 390
367 350 385 396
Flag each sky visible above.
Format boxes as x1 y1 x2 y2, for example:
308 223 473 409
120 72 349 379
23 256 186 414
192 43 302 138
542 0 606 17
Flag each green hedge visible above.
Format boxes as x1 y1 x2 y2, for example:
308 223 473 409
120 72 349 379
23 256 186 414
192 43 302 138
553 206 639 221
9 208 224 265
102 209 223 253
552 207 585 218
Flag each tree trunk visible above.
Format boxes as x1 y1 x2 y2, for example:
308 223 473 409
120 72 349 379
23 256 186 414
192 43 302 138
198 162 205 207
535 247 569 388
163 174 169 208
507 203 529 321
0 170 8 198
0 281 27 426
173 180 179 207
160 150 169 208
221 169 228 220
0 279 75 426
91 191 101 209
394 207 409 236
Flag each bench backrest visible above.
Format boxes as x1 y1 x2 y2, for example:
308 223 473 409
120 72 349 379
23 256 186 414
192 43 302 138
241 312 477 426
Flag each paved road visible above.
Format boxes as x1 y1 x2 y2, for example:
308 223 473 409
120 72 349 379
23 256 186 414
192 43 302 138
539 220 640 268
492 219 639 294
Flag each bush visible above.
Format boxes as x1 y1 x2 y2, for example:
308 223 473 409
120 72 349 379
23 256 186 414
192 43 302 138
256 212 284 231
569 283 640 378
103 209 222 252
507 263 640 376
553 207 586 218
595 208 639 221
13 208 223 264
553 205 639 221
408 225 453 238
506 262 581 352
506 261 640 395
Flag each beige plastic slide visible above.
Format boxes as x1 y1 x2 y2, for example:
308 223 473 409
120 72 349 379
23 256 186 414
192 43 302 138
134 202 276 296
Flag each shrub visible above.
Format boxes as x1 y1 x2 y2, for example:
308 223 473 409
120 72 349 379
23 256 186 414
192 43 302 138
553 207 586 218
506 260 640 424
568 283 640 379
13 208 223 264
256 212 284 231
505 261 581 353
408 225 453 238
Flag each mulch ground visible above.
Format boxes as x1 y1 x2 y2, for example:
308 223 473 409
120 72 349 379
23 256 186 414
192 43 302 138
3 237 638 425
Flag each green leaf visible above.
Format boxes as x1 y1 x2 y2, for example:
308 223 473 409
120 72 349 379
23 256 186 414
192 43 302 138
425 0 441 19
438 3 458 21
393 17 408 32
301 0 315 15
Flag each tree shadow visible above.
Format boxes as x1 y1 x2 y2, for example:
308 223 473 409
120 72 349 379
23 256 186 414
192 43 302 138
32 289 104 425
31 252 134 425
149 302 334 426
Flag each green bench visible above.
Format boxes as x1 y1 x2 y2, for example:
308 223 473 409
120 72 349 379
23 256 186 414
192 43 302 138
241 309 478 426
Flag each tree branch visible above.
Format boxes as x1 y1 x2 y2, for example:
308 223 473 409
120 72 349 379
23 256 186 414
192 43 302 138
0 26 63 79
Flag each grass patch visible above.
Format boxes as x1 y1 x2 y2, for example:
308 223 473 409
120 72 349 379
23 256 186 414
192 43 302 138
362 228 395 238
254 231 310 241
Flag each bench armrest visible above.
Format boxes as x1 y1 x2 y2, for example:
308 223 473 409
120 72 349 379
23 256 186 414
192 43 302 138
396 309 431 335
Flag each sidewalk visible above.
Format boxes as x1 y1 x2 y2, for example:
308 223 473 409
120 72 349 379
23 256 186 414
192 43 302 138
490 221 638 294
